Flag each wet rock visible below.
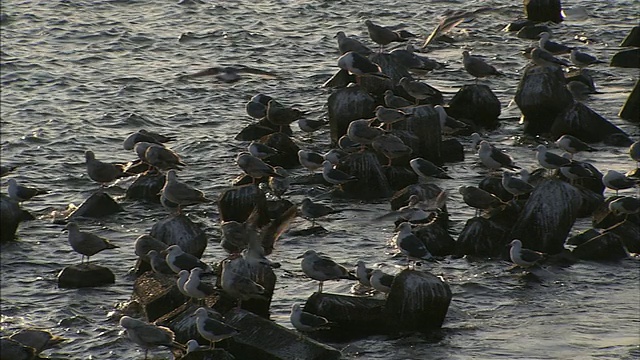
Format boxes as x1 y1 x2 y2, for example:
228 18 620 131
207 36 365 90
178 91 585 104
217 185 269 227
399 105 442 163
413 221 455 256
447 85 501 129
126 172 165 203
224 307 342 360
337 151 392 200
370 53 412 85
260 132 301 169
510 180 581 254
504 19 536 32
524 0 563 23
327 87 376 145
440 138 465 163
57 264 115 288
385 269 452 331
572 232 629 261
303 292 386 338
573 186 604 218
455 217 509 257
68 191 123 219
322 68 355 88
479 176 513 202
606 219 640 253
620 26 640 47
619 79 640 123
180 348 236 360
550 102 631 144
150 215 208 258
0 195 34 243
383 166 419 191
515 65 573 136
610 48 640 68
133 271 189 322
566 228 601 246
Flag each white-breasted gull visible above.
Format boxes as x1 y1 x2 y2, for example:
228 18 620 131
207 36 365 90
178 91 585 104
609 196 640 216
298 249 357 292
602 170 638 195
393 222 434 263
161 170 210 213
509 239 545 268
409 157 452 179
502 171 534 199
355 260 373 287
555 134 595 158
165 245 212 274
369 269 395 293
236 152 282 182
458 185 505 216
322 160 357 185
478 140 520 171
298 150 325 174
194 307 239 349
535 144 571 170
290 303 331 333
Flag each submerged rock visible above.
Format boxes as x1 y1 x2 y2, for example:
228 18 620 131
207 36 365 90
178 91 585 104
572 232 629 261
447 84 501 129
57 264 115 289
133 271 189 322
68 191 123 219
455 217 510 257
217 185 269 226
610 48 640 68
150 214 208 258
0 195 34 243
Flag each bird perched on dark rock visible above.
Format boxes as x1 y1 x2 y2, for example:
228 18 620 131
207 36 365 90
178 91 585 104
364 19 410 51
462 50 503 83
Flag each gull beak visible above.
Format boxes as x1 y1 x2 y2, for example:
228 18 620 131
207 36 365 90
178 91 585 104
296 254 304 259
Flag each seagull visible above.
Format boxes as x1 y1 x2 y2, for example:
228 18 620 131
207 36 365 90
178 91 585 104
369 269 394 293
178 65 277 83
372 134 413 166
509 239 546 268
398 77 437 105
337 51 386 84
478 140 520 171
147 250 175 275
459 185 505 216
559 161 595 185
9 329 65 354
375 105 410 129
410 157 452 179
184 268 215 304
220 258 266 307
322 160 357 185
194 307 239 349
161 170 210 214
300 197 339 227
268 166 290 198
298 150 325 175
555 134 596 158
165 245 212 274
538 32 573 55
134 142 186 171
134 235 167 260
7 179 47 203
185 339 207 354
266 99 304 131
290 303 331 333
119 316 185 359
570 48 606 67
602 170 638 195
470 132 483 151
0 164 17 177
298 249 357 293
84 150 130 186
335 31 373 56
323 148 348 165
630 141 640 167
245 93 273 119
248 141 280 159
346 118 384 150
355 260 373 287
434 105 468 134
502 171 534 199
123 129 176 151
390 44 446 72
364 19 409 51
65 222 118 265
462 50 503 83
531 47 571 67
535 144 571 171
338 134 362 153
609 196 640 216
298 118 329 135
176 269 191 298
384 90 413 109
236 152 282 183
393 222 434 264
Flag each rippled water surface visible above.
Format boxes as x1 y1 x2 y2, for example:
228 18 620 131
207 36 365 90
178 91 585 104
1 1 639 359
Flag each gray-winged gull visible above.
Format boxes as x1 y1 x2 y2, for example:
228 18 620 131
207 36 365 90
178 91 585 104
7 179 47 203
298 118 328 134
298 150 325 174
459 185 504 216
509 239 545 268
410 157 452 179
355 260 373 287
502 171 534 199
347 118 384 150
194 307 239 349
398 77 437 104
393 222 434 263
266 99 303 131
134 235 167 260
119 316 185 359
165 245 212 274
384 90 413 109
335 31 372 56
322 160 357 185
538 32 572 55
630 141 640 167
220 258 266 307
531 47 571 67
364 19 408 51
268 166 290 198
462 50 503 82
123 129 175 151
177 269 191 297
570 48 605 67
323 149 348 165
236 152 282 182
559 161 594 184
248 141 280 159
147 250 174 275
369 269 394 293
300 197 338 227
161 170 210 213
478 140 520 171
372 134 412 165
298 249 356 293
290 303 331 333
602 170 638 195
184 268 215 304
375 105 410 129
245 93 273 119
65 222 118 265
535 145 571 170
84 150 130 186
555 134 595 158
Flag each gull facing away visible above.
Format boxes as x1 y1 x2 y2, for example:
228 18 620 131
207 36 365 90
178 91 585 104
7 178 48 203
119 316 185 359
65 222 118 265
462 50 503 83
478 140 520 171
161 170 210 214
298 249 357 293
194 307 239 349
459 185 505 217
290 303 331 333
84 150 130 186
123 129 176 150
165 245 213 274
509 239 545 268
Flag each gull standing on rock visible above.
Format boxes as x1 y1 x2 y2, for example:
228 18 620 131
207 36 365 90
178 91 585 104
462 50 503 83
134 235 167 261
134 142 186 171
165 245 212 274
220 258 266 307
410 157 452 179
184 268 215 304
535 145 571 171
268 166 290 198
147 250 175 275
298 118 328 135
531 47 571 67
478 140 520 171
364 19 409 51
393 222 434 264
369 269 394 293
398 77 437 105
355 260 373 287
570 48 605 67
123 129 176 151
602 170 638 195
290 303 331 333
502 171 534 199
85 150 130 186
194 307 239 349
509 239 546 268
266 99 304 132
245 93 273 119
65 222 118 265
337 51 386 85
177 269 191 298
459 186 505 216
384 90 413 109
555 134 595 158
372 134 413 166
298 150 325 175
322 160 357 185
248 141 280 159
335 31 372 56
375 105 410 129
119 316 185 359
434 105 468 134
161 170 210 213
236 152 282 183
538 32 572 55
7 179 47 203
629 141 640 167
298 249 357 293
347 118 384 151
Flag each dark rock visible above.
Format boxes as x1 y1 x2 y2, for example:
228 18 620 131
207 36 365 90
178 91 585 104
610 48 640 68
479 176 513 202
448 84 501 129
303 292 387 338
133 272 189 322
440 139 465 163
0 195 34 243
322 68 355 88
327 87 376 146
68 191 123 219
516 25 552 39
413 221 456 256
150 215 208 258
217 185 269 227
260 132 301 169
385 269 452 331
126 172 165 203
504 19 537 32
572 232 629 261
566 228 601 246
573 186 604 218
510 180 581 254
524 0 563 23
551 102 631 144
619 79 640 123
224 307 342 360
606 220 640 253
337 151 392 200
235 118 292 142
57 264 115 288
455 217 510 257
516 66 573 136
620 26 640 47
383 165 419 191
370 53 412 85
398 105 442 163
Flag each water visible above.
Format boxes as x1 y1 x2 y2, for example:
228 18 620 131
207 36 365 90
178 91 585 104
1 1 639 359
